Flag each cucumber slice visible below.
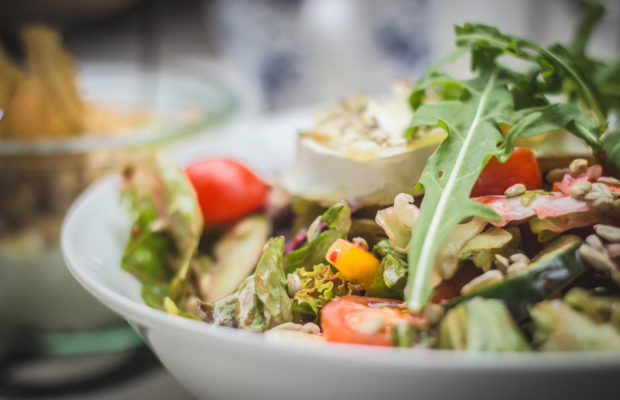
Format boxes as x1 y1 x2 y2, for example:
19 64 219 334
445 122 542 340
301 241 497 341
445 235 586 321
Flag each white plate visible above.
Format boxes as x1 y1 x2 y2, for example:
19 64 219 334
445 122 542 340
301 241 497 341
62 108 620 400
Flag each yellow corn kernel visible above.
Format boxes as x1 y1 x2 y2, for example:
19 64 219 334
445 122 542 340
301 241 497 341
326 239 381 289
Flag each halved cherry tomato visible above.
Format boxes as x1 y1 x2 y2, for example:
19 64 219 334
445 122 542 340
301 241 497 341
470 147 542 198
321 296 425 346
185 159 269 225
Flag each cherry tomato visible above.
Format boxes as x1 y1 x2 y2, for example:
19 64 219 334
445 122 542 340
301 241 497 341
430 263 482 304
470 147 542 198
185 159 269 225
321 296 425 346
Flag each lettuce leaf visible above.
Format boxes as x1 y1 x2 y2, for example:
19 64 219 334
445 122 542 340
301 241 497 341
201 237 293 331
366 254 408 300
531 300 620 351
284 201 351 274
439 297 530 352
291 264 362 321
373 239 407 264
120 153 203 304
458 227 521 272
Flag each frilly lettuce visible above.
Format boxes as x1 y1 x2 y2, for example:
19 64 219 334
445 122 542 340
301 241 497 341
291 264 362 321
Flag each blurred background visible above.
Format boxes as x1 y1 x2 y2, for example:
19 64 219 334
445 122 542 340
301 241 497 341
0 0 618 399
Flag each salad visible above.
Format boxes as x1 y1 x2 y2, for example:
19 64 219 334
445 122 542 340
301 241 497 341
120 2 620 352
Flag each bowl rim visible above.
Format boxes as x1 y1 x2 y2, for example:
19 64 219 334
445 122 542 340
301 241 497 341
0 61 238 156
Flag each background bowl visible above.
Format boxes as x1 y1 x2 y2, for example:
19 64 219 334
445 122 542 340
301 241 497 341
0 62 236 339
61 107 620 400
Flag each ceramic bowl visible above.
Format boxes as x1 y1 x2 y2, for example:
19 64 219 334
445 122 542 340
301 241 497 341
62 108 620 400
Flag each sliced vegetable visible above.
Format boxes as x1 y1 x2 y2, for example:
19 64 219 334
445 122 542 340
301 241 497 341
439 297 530 352
326 239 381 289
458 227 521 271
284 202 351 274
185 158 269 226
321 296 425 347
201 215 270 302
291 264 362 321
470 148 542 197
531 300 620 351
366 254 408 300
446 235 585 321
201 237 293 331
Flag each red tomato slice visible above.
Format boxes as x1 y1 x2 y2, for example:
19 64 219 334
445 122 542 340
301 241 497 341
185 159 269 225
470 147 542 198
321 296 425 346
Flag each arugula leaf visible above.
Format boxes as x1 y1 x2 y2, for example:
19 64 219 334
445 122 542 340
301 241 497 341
366 254 407 300
405 69 508 311
569 0 606 59
284 202 351 274
455 22 606 124
201 237 293 330
602 126 620 177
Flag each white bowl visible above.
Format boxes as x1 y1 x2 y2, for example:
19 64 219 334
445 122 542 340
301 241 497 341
62 108 620 400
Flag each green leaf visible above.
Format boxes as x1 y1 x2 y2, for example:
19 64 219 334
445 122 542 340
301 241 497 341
602 126 620 177
457 227 520 272
531 300 620 351
202 237 293 331
405 69 509 312
120 153 203 305
284 202 351 274
291 264 361 321
455 22 606 124
439 297 530 352
373 239 407 264
569 0 606 59
366 254 408 300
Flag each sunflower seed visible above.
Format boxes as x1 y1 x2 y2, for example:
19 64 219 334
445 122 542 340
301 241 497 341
594 198 615 214
505 184 526 198
546 168 568 183
352 237 369 251
350 314 386 334
301 322 321 335
594 225 620 243
461 270 503 294
571 181 592 199
507 261 530 275
424 303 445 326
598 177 619 185
592 183 612 196
585 192 608 201
509 253 531 265
271 322 303 331
494 254 510 272
585 234 605 251
287 274 302 297
578 244 616 272
569 159 588 176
